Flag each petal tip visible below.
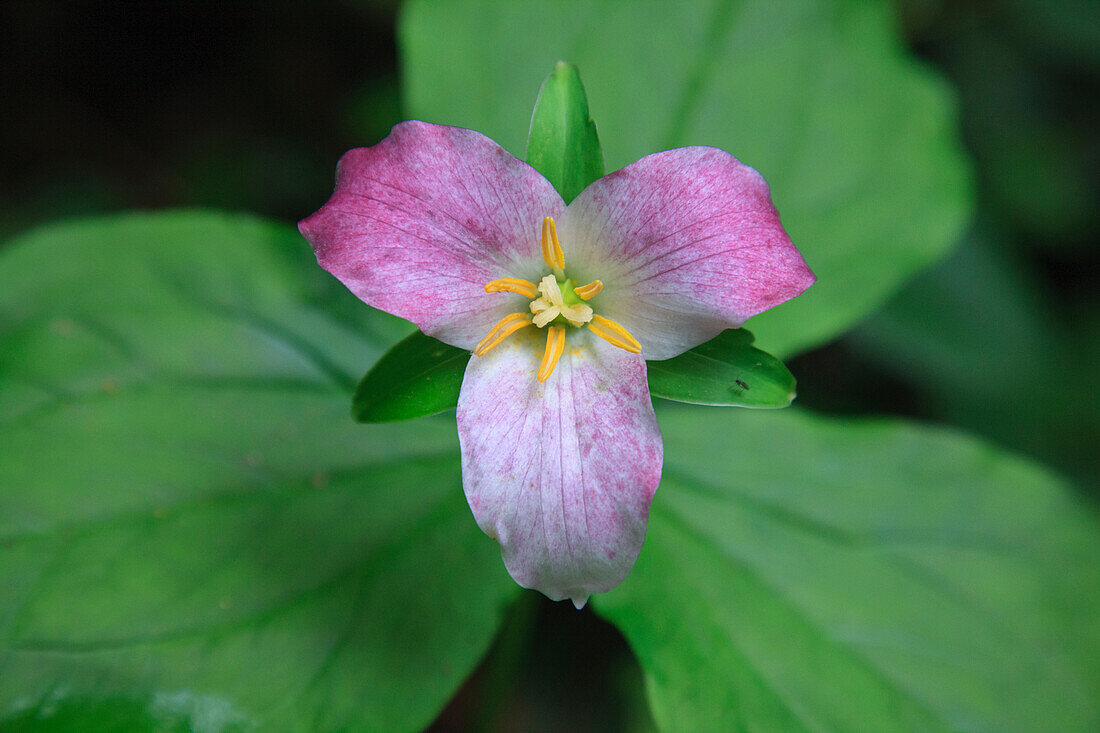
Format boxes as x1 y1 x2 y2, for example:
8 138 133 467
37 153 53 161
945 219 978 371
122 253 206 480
571 595 589 610
297 211 330 267
297 213 319 242
793 263 817 297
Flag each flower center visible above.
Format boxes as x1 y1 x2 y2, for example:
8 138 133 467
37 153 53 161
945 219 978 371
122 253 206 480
474 216 641 382
530 275 592 328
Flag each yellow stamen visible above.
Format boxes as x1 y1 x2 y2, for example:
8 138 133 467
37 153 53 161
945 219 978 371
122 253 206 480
541 216 565 271
537 325 566 382
478 218 633 379
484 277 538 299
540 218 554 269
588 315 642 353
549 220 565 270
573 279 603 300
473 312 532 356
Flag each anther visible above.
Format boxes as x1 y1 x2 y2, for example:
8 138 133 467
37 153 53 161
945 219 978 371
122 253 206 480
484 277 538 299
536 325 566 382
474 312 532 356
587 315 642 353
573 280 603 300
541 216 565 273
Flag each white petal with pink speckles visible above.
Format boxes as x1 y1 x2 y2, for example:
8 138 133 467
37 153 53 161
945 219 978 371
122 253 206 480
457 328 662 608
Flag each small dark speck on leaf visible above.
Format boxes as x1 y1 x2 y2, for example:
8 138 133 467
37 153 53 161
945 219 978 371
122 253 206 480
735 379 749 390
51 317 76 337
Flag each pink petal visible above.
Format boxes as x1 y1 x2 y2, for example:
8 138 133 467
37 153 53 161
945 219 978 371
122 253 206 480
457 329 663 608
299 121 564 350
559 147 815 360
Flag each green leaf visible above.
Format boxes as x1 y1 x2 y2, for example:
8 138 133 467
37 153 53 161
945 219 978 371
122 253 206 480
646 329 795 407
353 330 469 422
525 61 605 203
399 0 974 356
596 406 1100 732
0 212 519 732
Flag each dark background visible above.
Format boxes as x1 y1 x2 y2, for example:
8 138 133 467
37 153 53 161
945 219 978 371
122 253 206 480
3 1 1097 729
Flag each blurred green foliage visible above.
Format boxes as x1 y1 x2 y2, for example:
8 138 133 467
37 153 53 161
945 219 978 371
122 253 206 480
849 223 1099 486
844 0 1100 489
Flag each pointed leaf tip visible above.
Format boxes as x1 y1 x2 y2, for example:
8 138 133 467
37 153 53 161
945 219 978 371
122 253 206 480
353 330 469 422
526 62 604 204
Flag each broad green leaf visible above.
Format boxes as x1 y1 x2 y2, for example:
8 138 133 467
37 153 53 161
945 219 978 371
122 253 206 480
0 213 518 732
525 61 605 203
399 0 974 356
647 329 794 407
353 330 468 422
596 406 1100 732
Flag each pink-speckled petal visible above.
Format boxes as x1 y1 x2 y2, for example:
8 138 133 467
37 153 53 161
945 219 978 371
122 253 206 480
457 328 662 608
558 147 815 360
299 121 564 350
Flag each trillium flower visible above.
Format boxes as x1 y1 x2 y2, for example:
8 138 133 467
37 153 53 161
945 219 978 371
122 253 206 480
300 121 814 608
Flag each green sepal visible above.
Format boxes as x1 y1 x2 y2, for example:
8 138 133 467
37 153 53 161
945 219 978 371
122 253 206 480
352 330 470 422
355 327 793 422
646 329 796 408
525 61 605 203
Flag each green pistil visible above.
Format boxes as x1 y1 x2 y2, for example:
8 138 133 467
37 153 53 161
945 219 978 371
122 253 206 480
560 278 584 307
550 277 590 328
